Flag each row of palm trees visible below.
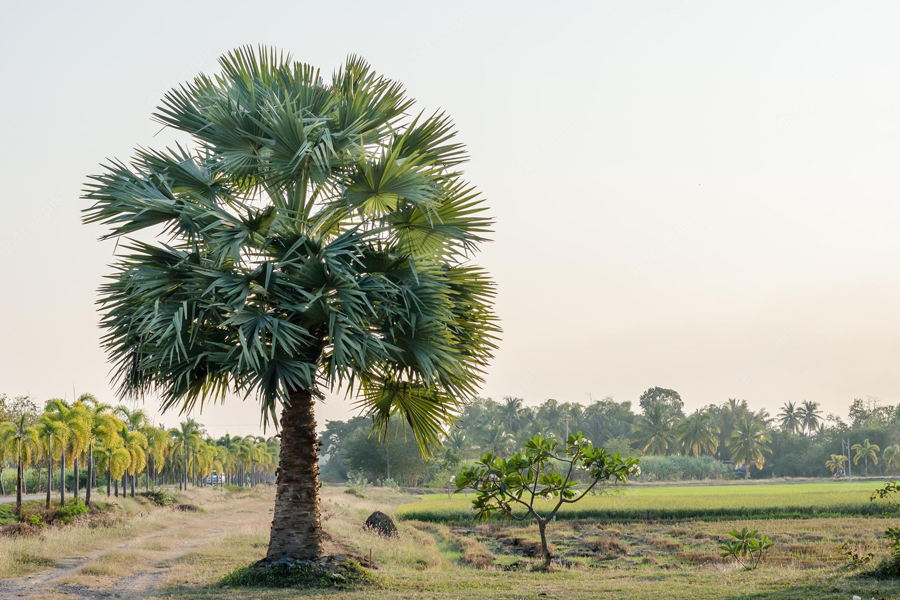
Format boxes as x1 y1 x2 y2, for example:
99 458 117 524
825 439 900 476
452 397 832 478
0 394 279 515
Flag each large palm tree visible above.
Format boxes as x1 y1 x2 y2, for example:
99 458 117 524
83 47 498 562
726 416 771 479
632 402 680 456
851 439 880 476
498 397 524 437
676 409 719 457
0 413 42 515
777 401 800 434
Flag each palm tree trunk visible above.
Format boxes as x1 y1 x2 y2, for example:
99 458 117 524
60 447 66 507
16 441 23 516
0 465 5 496
265 388 324 562
107 458 112 496
73 457 79 501
130 472 135 498
45 454 52 509
86 441 93 507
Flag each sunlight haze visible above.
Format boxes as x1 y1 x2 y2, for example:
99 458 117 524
1 1 898 436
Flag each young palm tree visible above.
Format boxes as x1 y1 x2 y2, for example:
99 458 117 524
726 416 771 479
120 429 148 497
825 453 848 475
75 395 119 506
95 436 130 497
777 401 800 434
36 415 66 509
0 414 42 515
44 399 90 506
83 47 498 562
169 420 201 490
676 409 719 457
851 439 880 476
632 402 680 456
143 426 171 489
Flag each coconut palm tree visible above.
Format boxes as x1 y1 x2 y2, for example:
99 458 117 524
883 444 900 474
0 413 42 515
851 439 880 476
83 47 498 562
777 401 800 434
796 400 822 436
676 409 719 457
36 415 66 509
498 397 524 437
726 416 771 479
482 423 513 455
632 402 680 456
825 454 847 475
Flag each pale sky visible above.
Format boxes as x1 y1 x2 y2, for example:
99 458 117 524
2 1 899 437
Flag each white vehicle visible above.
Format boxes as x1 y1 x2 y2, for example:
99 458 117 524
205 470 225 485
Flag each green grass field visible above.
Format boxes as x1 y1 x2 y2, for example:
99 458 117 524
398 480 889 522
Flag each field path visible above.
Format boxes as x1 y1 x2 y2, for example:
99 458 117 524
0 501 259 600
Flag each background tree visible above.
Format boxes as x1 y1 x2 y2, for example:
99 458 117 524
677 409 719 456
0 413 41 514
633 402 680 456
825 453 847 475
797 401 823 436
851 439 880 476
883 444 900 474
727 416 772 479
82 46 499 562
638 387 684 417
778 401 800 434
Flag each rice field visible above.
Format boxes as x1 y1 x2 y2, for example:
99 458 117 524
398 480 890 523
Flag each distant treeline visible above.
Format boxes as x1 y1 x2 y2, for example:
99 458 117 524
320 388 900 487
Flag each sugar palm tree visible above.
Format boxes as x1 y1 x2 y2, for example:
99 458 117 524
676 409 719 457
851 439 880 476
726 416 771 479
825 453 848 475
36 415 66 509
0 413 42 515
883 444 900 475
82 47 498 562
632 402 680 456
777 401 800 434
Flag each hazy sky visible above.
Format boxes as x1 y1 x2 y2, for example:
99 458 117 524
2 1 899 437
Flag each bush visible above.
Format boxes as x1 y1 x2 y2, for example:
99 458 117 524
140 489 178 507
54 502 89 525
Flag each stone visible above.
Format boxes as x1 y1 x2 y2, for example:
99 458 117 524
364 511 398 538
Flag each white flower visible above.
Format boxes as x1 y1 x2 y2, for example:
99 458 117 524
543 493 553 501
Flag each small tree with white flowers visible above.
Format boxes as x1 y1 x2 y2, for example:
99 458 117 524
454 432 639 568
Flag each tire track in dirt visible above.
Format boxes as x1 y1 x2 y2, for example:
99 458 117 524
0 505 253 600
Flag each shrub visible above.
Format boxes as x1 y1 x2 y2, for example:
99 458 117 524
718 527 774 569
140 489 178 507
53 502 89 525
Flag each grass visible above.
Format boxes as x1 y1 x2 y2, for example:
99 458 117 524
398 480 889 523
3 483 899 599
